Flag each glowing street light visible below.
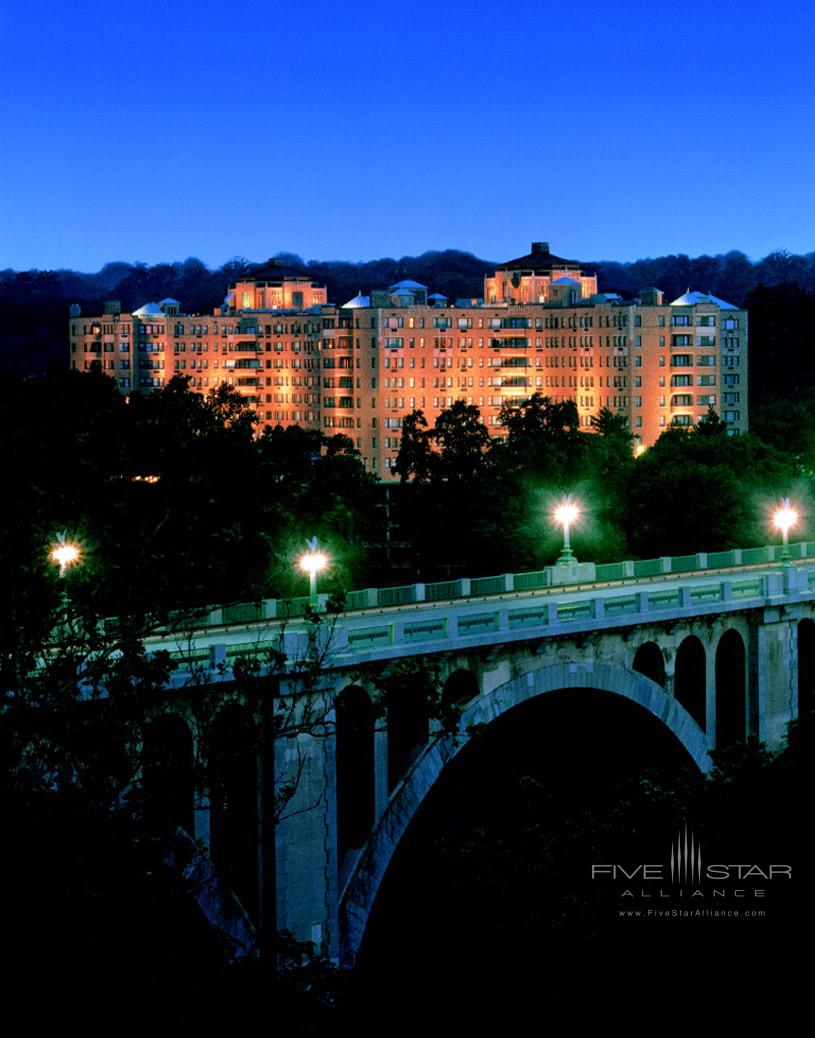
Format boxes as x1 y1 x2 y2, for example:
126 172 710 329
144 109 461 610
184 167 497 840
50 534 81 579
553 499 581 565
299 537 328 602
772 499 799 567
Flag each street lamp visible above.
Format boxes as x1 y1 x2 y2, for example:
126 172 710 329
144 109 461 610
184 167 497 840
299 537 328 603
50 534 81 579
553 499 581 565
772 499 799 568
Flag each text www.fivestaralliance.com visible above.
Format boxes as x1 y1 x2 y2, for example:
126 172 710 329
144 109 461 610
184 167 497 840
619 908 766 919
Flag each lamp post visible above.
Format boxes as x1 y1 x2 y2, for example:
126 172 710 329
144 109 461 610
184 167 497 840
553 500 580 565
772 499 799 568
50 538 81 579
299 537 328 604
50 533 82 633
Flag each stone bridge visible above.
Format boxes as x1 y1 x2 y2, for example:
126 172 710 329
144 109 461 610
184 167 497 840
140 544 815 965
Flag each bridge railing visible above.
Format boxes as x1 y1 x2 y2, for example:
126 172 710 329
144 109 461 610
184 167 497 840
176 540 815 631
154 564 815 676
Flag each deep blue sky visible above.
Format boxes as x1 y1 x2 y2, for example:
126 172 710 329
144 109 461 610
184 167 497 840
2 0 813 270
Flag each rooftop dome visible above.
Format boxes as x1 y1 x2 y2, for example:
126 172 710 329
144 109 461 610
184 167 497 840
132 302 164 316
670 290 738 310
389 279 427 290
342 292 371 308
158 297 180 305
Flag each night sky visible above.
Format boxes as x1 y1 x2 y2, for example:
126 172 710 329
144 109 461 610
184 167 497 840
2 0 813 269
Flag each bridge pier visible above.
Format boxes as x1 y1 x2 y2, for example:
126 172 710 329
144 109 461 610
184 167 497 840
273 694 340 960
750 610 798 750
704 638 717 751
373 722 389 824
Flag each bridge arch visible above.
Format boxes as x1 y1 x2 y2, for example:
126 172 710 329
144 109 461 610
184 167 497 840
441 668 480 709
632 640 665 687
674 635 707 730
340 659 709 964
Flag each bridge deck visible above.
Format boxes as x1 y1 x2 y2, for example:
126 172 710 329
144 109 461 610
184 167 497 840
146 553 815 680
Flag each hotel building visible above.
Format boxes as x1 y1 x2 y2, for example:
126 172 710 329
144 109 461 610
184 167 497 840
69 243 748 478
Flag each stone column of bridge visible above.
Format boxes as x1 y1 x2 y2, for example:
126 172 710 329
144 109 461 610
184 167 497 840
749 606 799 749
704 635 717 750
272 684 340 960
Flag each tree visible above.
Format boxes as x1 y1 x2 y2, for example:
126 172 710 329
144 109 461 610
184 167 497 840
393 409 432 483
0 509 359 1025
590 405 634 444
694 406 728 436
0 370 402 1024
429 400 492 483
497 393 582 474
624 427 795 557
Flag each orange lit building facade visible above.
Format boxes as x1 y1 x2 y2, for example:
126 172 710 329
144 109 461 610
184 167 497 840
70 246 748 479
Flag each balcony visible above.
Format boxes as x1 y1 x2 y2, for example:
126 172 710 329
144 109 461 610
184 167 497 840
490 337 529 349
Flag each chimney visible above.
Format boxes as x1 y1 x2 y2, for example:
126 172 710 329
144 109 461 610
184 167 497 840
531 241 550 254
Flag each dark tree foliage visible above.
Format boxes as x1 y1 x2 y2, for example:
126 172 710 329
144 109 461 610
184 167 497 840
750 390 815 463
0 372 372 1026
622 425 794 558
392 409 432 483
695 405 729 436
428 400 492 483
0 371 379 628
392 396 637 579
496 393 584 473
745 283 815 404
390 395 800 579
